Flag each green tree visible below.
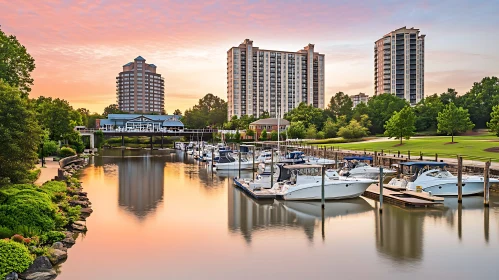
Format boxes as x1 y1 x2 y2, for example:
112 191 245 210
439 88 459 105
414 94 443 131
305 124 317 139
246 128 255 140
173 109 182 116
270 130 278 141
352 102 368 121
0 27 35 95
287 121 306 139
234 130 241 142
33 97 81 141
321 118 338 138
103 104 122 117
77 108 90 128
367 93 408 134
259 129 268 141
317 131 325 139
437 102 475 143
284 102 325 130
459 77 499 128
182 94 227 128
87 112 103 128
327 91 353 119
337 120 368 139
487 105 499 136
0 80 42 183
384 106 416 145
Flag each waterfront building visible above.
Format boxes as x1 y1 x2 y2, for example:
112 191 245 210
227 39 325 119
97 114 183 131
374 27 425 104
248 118 290 140
116 56 165 113
350 92 370 107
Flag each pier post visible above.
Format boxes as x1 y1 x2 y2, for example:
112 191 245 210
211 147 215 170
408 151 410 160
238 144 241 179
458 156 463 203
270 148 274 189
484 206 490 243
323 147 326 163
484 161 491 207
458 203 462 240
335 152 338 169
379 166 384 214
374 151 377 165
121 135 125 147
397 150 400 157
252 146 255 181
381 149 383 157
435 153 438 162
161 134 164 149
321 165 325 208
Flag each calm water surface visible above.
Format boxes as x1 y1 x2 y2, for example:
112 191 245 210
58 150 499 280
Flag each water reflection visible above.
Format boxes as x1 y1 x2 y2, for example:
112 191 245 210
228 186 373 243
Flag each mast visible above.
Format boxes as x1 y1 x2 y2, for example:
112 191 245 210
277 108 280 156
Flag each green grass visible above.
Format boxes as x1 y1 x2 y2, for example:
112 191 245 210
316 134 499 162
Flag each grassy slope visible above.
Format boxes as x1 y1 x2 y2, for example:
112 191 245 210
319 134 499 161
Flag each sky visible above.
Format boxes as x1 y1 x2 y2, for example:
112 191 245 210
1 0 498 114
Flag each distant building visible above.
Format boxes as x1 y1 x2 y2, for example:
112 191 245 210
116 56 165 114
249 118 290 139
97 114 183 131
374 27 425 104
227 39 325 120
351 92 370 107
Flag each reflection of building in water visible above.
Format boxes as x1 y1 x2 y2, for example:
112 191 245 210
375 205 424 262
117 157 165 219
228 187 373 243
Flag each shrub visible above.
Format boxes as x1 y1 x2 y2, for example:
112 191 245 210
0 239 34 278
41 140 59 157
41 181 67 202
25 169 41 183
0 226 14 239
59 147 76 158
317 131 325 139
39 231 65 245
338 120 369 139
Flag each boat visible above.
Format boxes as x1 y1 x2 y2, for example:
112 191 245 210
280 151 306 164
255 150 280 163
304 156 335 165
214 150 255 170
270 165 374 200
339 156 396 179
387 161 499 196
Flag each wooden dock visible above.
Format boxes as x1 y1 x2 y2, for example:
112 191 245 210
233 178 276 200
363 184 444 208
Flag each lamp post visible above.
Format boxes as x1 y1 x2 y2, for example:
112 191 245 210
40 141 45 167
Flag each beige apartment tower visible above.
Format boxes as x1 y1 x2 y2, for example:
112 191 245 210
374 27 425 104
116 56 165 113
227 39 325 119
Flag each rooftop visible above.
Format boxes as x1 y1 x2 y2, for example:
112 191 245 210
135 56 145 61
250 118 290 126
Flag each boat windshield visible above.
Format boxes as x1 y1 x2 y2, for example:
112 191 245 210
424 170 453 178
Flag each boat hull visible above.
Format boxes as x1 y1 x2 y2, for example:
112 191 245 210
215 162 255 170
420 181 484 196
281 181 371 201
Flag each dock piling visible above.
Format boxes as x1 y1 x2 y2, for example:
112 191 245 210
484 161 490 207
270 148 274 189
321 165 325 208
458 156 463 203
379 166 384 214
238 143 241 178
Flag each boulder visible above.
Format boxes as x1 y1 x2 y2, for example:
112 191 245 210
73 221 85 227
69 200 89 207
78 196 89 201
5 272 18 280
61 232 75 247
51 242 67 252
47 248 67 265
71 223 86 232
77 191 87 197
24 271 57 280
19 257 53 279
80 208 93 215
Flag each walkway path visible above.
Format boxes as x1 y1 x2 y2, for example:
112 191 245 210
34 157 59 186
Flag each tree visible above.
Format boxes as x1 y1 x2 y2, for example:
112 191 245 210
487 105 499 136
284 102 325 130
384 106 416 145
77 108 90 128
246 128 255 140
287 121 306 139
459 77 499 128
354 114 371 130
414 94 443 131
317 131 325 139
33 97 82 141
327 91 353 119
437 102 474 143
234 130 241 142
103 104 122 117
173 109 182 116
305 124 317 139
367 93 408 134
0 27 35 95
321 118 338 138
352 102 368 121
270 130 278 141
337 120 368 139
0 80 42 183
439 88 459 105
182 94 227 128
259 129 268 141
87 113 103 128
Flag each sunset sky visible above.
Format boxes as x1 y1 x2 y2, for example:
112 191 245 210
1 0 498 114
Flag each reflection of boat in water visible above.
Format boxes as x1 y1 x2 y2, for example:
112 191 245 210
280 197 373 219
215 169 254 179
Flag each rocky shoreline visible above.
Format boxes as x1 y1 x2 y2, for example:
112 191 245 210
5 158 93 280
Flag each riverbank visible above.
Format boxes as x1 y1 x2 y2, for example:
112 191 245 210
0 157 93 280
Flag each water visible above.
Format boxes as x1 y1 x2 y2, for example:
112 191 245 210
57 150 499 280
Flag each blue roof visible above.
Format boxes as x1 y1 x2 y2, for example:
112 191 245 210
149 64 157 67
107 114 180 121
135 56 145 61
344 156 373 161
123 62 133 67
162 120 184 127
400 161 447 167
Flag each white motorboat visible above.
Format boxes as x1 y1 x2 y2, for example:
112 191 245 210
339 156 396 180
387 162 498 196
214 150 255 170
304 156 335 165
255 150 280 163
270 165 374 200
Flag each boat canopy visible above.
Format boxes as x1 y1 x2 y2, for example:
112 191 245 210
286 151 304 159
284 164 323 169
344 156 373 161
401 161 447 167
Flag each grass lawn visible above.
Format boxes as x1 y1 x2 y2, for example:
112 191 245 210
318 133 499 162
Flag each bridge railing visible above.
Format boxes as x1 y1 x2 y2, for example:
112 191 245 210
76 128 218 134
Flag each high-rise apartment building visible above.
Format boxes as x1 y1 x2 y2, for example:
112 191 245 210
116 56 165 114
350 92 369 108
374 27 425 104
227 39 325 119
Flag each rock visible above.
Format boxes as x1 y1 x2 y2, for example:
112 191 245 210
80 208 93 215
51 242 67 252
24 271 57 280
5 272 18 280
78 196 89 201
77 191 87 197
71 223 86 232
19 257 53 279
69 200 89 207
73 221 85 227
61 232 75 247
47 248 67 265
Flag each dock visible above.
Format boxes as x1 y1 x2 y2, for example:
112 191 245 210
233 178 276 200
363 184 444 208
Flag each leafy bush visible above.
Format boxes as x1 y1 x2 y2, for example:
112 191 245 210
39 231 65 245
25 169 41 183
306 138 370 145
59 147 76 158
0 226 14 239
41 181 67 202
338 120 369 139
41 140 59 157
0 239 34 278
317 131 325 139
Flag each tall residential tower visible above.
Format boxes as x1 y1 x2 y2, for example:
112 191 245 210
227 39 325 119
116 56 165 114
374 27 425 104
